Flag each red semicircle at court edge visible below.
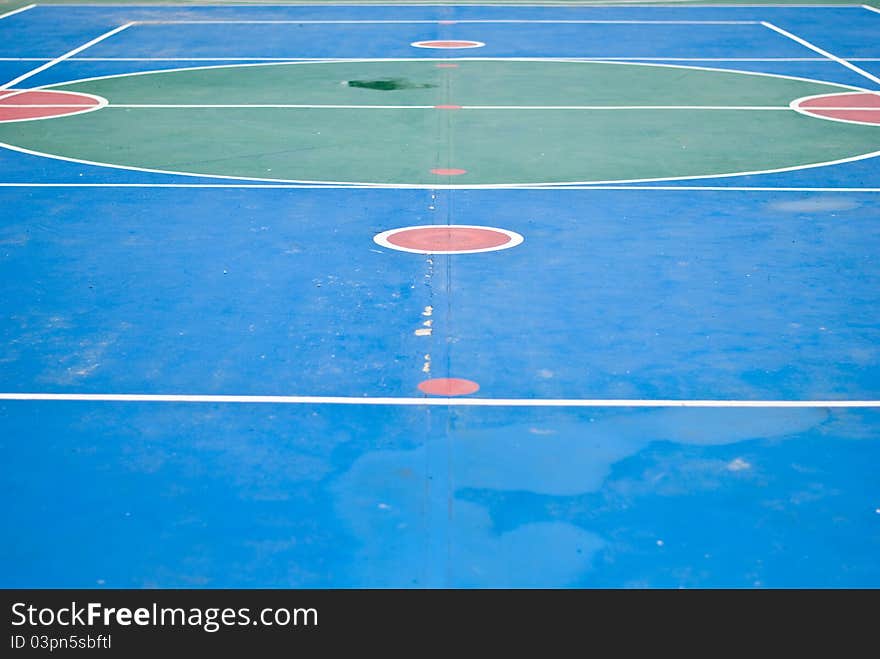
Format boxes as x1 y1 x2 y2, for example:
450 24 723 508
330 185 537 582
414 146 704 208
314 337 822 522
794 92 880 126
0 89 104 123
418 378 480 396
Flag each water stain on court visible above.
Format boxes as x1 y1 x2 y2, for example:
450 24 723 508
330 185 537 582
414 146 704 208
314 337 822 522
346 78 438 91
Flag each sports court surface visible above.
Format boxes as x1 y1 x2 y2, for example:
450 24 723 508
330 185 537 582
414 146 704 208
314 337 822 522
1 1 879 588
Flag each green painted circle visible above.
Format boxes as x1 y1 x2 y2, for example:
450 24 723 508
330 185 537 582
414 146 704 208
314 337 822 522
2 60 880 185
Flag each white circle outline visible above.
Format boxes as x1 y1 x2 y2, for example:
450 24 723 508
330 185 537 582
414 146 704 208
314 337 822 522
410 40 486 49
373 224 524 254
790 91 880 128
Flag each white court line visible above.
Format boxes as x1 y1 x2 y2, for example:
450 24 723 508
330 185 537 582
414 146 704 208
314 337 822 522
0 393 878 408
0 23 135 91
761 22 880 88
136 19 759 24
30 4 875 7
99 104 803 110
86 104 878 111
4 57 880 62
0 4 35 21
0 184 879 192
17 103 800 111
1 104 107 107
862 5 880 14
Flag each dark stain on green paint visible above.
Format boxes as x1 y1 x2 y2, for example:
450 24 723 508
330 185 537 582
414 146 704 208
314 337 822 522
346 78 438 91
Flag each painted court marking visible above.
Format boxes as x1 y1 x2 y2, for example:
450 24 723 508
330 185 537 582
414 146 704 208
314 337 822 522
0 184 878 192
0 90 107 123
4 58 880 63
4 138 879 190
374 225 524 254
411 40 486 49
139 19 760 25
418 379 481 396
761 22 880 87
0 4 35 21
0 23 135 91
28 57 875 93
95 104 878 111
791 91 880 126
0 393 877 408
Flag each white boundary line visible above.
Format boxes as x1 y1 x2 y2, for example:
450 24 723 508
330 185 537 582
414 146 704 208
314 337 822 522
373 224 524 253
0 23 135 91
136 19 761 24
4 57 880 62
761 21 880 87
0 4 35 21
26 4 875 8
862 4 880 12
0 184 878 191
0 392 878 408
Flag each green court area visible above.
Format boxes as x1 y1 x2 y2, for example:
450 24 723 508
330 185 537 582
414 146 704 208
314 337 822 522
3 60 880 184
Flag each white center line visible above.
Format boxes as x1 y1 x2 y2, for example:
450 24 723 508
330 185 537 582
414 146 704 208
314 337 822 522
0 104 858 111
15 104 842 111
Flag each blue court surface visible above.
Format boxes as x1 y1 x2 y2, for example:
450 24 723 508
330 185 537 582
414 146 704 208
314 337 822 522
1 2 879 588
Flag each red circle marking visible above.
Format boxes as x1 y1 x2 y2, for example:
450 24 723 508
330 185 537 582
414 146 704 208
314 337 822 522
411 40 484 49
383 226 515 252
795 92 880 126
435 63 459 68
431 168 467 176
418 378 480 396
435 104 462 110
0 89 102 123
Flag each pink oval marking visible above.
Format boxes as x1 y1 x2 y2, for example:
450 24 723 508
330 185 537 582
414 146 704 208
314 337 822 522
411 40 484 49
793 92 880 126
373 225 524 254
0 89 104 123
430 168 467 176
435 63 459 69
418 378 480 396
435 104 462 110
